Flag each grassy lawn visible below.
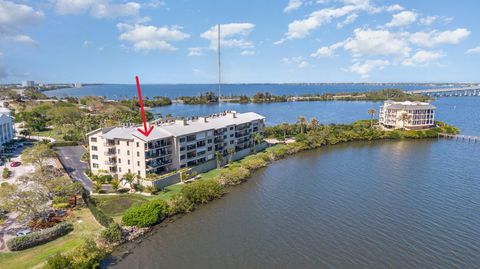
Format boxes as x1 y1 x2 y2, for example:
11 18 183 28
0 208 103 269
92 194 151 223
31 129 64 141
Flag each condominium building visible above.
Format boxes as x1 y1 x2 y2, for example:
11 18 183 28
379 101 436 130
0 105 15 151
21 80 34 87
87 111 265 178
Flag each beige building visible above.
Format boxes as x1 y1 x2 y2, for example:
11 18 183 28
379 101 436 130
87 111 265 178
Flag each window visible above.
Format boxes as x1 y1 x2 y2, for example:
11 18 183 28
230 134 234 137
127 141 130 146
118 158 121 163
127 150 130 156
180 146 185 151
180 154 186 160
207 139 212 143
137 171 141 176
230 141 234 144
137 152 140 157
179 137 186 143
128 160 131 165
117 149 121 154
136 142 139 147
92 154 98 160
128 169 131 173
208 146 212 151
90 137 97 142
119 168 122 173
91 146 98 151
137 161 140 166
92 163 99 168
230 127 234 130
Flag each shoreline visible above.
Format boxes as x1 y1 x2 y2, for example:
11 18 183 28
99 120 459 267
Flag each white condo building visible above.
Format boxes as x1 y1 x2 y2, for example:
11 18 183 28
379 101 436 130
0 104 15 151
87 111 265 179
21 80 34 87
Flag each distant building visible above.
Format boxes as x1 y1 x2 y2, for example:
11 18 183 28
21 80 34 87
87 111 265 179
74 83 82 88
0 104 15 152
379 101 436 130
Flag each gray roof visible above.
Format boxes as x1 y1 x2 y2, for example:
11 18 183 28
383 101 436 110
160 112 264 136
97 111 265 141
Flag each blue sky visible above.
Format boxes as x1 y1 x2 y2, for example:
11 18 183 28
1 0 479 84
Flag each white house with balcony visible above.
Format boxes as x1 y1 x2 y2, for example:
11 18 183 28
379 100 436 130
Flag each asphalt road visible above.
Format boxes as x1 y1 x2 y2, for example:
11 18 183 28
55 146 92 191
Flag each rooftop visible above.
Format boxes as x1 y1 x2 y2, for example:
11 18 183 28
93 111 265 141
383 100 436 110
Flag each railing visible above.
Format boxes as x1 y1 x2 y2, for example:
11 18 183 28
438 133 480 142
104 151 116 156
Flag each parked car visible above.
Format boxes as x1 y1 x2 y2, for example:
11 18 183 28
10 161 21 167
16 228 32 237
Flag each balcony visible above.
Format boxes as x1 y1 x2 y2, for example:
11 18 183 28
147 159 172 169
145 150 173 159
105 160 117 166
104 151 116 156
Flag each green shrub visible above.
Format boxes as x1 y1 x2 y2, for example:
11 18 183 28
100 222 123 244
52 196 68 204
216 167 251 186
122 199 168 227
167 194 195 215
44 239 107 269
2 167 9 179
82 193 113 227
241 158 267 171
50 141 78 147
7 222 73 251
52 203 70 209
181 180 225 204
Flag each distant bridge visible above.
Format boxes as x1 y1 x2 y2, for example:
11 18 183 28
406 86 480 97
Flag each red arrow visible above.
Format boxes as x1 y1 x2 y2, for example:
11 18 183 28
135 76 154 137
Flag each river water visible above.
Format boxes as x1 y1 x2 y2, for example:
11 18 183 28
105 96 480 269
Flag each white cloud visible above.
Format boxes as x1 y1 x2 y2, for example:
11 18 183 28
420 16 437 26
337 13 358 28
311 41 344 58
117 23 190 52
402 50 444 66
281 56 310 68
385 4 403 12
188 47 204 56
240 50 256 56
343 28 410 58
346 59 389 78
466 46 480 54
385 11 417 27
284 0 303 13
0 1 43 45
409 28 470 47
54 0 141 18
201 23 255 50
83 40 93 47
5 35 36 45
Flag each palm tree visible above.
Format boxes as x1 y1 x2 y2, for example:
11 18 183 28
122 172 137 190
111 179 120 192
252 133 263 153
227 148 235 164
399 112 411 130
367 108 377 128
215 151 224 168
297 116 307 134
309 117 320 131
93 181 103 193
180 171 190 183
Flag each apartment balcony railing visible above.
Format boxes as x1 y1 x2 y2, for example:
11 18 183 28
103 142 116 147
145 151 173 159
147 159 172 169
105 161 117 166
104 151 116 156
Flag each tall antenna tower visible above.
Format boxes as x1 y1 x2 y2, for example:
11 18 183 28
217 24 221 107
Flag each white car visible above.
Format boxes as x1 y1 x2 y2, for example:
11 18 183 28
16 228 31 237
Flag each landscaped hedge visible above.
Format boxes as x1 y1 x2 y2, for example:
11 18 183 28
122 199 168 227
51 141 79 147
82 193 113 227
6 222 73 251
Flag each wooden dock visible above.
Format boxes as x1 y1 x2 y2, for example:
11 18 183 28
438 133 480 142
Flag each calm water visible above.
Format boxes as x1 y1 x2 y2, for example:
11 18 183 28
45 83 442 99
107 96 480 268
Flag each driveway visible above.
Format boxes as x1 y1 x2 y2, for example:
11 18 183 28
55 146 92 191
